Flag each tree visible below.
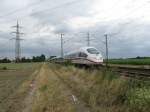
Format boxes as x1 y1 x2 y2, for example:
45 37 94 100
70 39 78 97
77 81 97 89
32 54 46 62
21 57 32 62
40 54 46 62
0 58 11 63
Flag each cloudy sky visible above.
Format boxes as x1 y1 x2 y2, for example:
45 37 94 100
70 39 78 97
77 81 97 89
0 0 150 59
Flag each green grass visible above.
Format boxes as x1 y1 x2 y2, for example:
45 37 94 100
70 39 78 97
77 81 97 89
107 59 150 65
0 62 41 70
126 80 150 112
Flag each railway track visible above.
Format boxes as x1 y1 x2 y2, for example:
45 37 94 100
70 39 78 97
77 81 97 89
103 65 150 80
50 61 150 80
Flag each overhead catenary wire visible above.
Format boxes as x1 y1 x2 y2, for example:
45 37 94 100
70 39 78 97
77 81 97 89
91 0 150 36
0 0 45 19
96 0 150 23
3 0 146 36
32 0 150 45
0 0 85 24
32 0 86 15
0 0 149 25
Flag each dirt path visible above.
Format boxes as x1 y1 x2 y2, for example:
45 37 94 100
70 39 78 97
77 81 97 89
22 66 42 112
22 63 90 112
52 69 90 112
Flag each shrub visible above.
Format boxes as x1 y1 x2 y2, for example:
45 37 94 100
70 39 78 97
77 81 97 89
2 66 7 70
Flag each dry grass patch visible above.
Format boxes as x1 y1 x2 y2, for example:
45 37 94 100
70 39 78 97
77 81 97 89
50 64 150 112
31 64 76 112
0 68 40 112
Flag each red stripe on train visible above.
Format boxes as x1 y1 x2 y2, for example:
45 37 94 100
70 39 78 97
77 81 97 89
64 57 103 64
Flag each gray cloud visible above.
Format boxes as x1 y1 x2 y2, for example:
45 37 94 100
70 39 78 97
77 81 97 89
0 0 150 59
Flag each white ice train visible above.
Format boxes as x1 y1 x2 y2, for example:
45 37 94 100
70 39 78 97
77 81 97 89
63 46 103 65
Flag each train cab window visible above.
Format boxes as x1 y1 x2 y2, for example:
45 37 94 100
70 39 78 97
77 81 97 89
79 52 87 58
87 48 99 54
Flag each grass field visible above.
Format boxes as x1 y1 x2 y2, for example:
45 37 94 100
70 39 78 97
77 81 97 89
108 58 150 65
0 62 149 112
0 62 41 70
0 63 41 112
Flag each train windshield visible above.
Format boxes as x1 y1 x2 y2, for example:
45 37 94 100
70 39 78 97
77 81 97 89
87 48 99 54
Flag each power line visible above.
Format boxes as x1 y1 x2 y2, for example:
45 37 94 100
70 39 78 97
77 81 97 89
0 0 85 24
11 21 24 62
91 0 150 36
29 0 87 28
0 0 148 25
101 0 149 22
32 0 85 15
0 0 44 19
34 0 150 49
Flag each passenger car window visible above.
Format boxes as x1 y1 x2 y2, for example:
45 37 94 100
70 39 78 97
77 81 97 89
87 48 99 54
79 52 87 58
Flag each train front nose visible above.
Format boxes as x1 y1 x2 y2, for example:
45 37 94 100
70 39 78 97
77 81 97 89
89 56 102 63
96 55 103 62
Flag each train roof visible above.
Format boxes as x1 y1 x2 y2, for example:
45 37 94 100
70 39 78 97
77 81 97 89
79 46 98 51
65 46 98 55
